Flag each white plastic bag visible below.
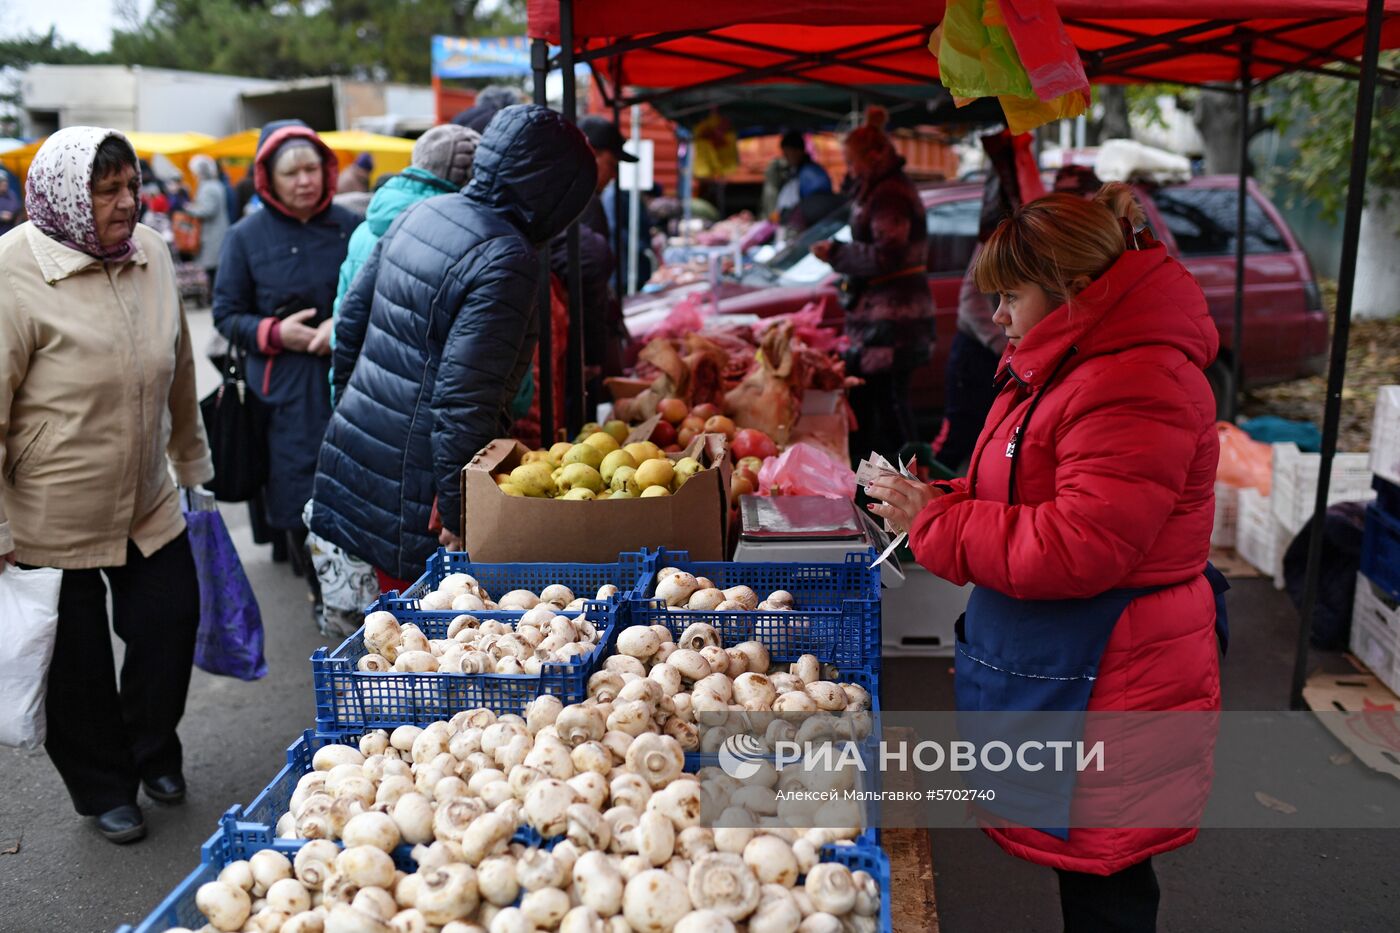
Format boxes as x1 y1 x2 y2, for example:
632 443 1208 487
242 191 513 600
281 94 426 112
0 565 62 749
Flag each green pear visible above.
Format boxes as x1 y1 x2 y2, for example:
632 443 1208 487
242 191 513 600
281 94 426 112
604 419 630 443
601 449 639 486
509 462 556 498
610 465 638 494
560 487 597 501
557 463 604 494
673 457 704 488
563 443 604 470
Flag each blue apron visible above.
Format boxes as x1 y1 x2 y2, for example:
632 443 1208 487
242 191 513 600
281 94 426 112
953 565 1229 838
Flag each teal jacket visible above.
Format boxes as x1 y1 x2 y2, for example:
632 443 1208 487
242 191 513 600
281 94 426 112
331 167 458 402
333 167 458 319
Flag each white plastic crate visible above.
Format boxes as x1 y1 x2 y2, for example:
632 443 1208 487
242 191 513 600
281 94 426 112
1371 386 1400 487
1211 482 1240 549
1236 487 1289 588
1269 442 1374 536
1350 572 1400 696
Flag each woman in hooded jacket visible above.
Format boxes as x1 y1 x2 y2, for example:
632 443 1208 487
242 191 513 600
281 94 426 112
181 154 230 295
311 104 597 583
213 120 358 625
867 184 1224 932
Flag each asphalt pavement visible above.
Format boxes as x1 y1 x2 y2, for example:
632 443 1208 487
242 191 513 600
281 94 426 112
0 307 1397 931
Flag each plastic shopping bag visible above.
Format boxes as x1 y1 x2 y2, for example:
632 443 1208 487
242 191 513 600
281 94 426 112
1217 422 1273 495
304 500 379 640
758 442 858 499
0 565 62 749
184 492 268 681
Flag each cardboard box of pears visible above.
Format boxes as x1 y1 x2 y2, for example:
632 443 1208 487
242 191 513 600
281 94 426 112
461 428 732 563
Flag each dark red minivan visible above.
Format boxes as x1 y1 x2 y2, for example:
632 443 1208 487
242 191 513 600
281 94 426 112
624 176 1326 426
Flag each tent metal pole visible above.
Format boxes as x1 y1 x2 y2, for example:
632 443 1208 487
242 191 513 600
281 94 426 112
612 84 626 301
532 38 555 446
1230 43 1250 423
1291 0 1386 710
560 0 586 435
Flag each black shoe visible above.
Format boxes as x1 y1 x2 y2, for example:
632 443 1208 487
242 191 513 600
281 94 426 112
95 804 146 844
142 774 186 804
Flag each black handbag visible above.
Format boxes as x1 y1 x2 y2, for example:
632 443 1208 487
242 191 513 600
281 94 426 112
199 349 269 503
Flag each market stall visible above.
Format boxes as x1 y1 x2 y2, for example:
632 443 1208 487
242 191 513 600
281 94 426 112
105 2 1400 930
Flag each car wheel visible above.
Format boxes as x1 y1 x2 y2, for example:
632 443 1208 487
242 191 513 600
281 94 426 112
1205 359 1235 421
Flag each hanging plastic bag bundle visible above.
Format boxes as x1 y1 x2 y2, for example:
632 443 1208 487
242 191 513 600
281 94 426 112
0 565 62 749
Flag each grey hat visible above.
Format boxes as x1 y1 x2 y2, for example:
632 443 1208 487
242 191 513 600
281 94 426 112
413 124 482 189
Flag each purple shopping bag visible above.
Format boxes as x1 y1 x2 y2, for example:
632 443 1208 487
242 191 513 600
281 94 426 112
184 493 267 680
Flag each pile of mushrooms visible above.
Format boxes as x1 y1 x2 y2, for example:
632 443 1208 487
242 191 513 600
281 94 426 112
236 695 875 933
415 575 621 615
652 568 795 613
603 623 873 753
357 608 604 677
178 826 879 933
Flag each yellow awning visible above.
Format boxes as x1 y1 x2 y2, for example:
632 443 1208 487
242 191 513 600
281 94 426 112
0 132 216 182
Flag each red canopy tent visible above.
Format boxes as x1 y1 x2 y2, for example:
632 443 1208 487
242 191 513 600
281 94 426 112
525 0 1399 706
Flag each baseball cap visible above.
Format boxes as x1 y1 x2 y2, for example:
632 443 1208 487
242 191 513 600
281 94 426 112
578 115 638 162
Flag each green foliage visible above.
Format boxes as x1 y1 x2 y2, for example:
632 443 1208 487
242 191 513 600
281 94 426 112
1274 53 1400 223
106 0 527 83
1122 83 1179 131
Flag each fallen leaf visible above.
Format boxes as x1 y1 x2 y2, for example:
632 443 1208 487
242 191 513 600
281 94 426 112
1330 752 1355 766
1255 791 1298 815
0 836 19 855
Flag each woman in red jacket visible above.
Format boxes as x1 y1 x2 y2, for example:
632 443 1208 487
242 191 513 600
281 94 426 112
869 184 1223 932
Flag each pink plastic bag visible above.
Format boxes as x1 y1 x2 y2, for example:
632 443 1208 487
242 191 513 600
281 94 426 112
758 442 857 499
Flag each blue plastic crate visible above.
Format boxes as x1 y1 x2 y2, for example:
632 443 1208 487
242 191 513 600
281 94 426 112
1361 503 1400 602
630 547 882 668
116 813 548 933
375 547 651 608
1374 475 1400 518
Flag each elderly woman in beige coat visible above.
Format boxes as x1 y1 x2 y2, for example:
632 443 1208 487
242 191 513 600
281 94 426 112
0 127 213 844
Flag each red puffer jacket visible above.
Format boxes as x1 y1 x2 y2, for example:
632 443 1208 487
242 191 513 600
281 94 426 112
909 241 1222 875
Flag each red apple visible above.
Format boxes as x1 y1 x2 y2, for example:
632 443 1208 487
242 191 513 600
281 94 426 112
678 426 699 448
730 474 755 504
664 444 683 453
690 402 721 421
739 456 764 476
731 428 778 461
651 420 677 445
657 398 688 424
680 415 706 435
736 465 760 488
703 415 737 439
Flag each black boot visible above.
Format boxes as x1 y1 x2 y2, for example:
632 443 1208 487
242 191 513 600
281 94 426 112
95 804 146 844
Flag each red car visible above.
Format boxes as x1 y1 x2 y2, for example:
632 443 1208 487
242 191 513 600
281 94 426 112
625 176 1326 426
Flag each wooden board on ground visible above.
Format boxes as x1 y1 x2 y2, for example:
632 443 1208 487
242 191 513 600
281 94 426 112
1210 546 1265 579
887 827 939 933
882 727 940 932
1302 670 1400 780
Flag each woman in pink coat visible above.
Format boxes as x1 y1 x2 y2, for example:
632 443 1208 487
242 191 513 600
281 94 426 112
869 184 1224 932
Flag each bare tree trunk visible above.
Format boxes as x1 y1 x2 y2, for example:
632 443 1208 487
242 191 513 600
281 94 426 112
1194 89 1243 174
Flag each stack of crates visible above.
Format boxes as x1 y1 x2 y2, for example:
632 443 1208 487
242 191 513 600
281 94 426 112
1352 387 1400 694
118 545 893 932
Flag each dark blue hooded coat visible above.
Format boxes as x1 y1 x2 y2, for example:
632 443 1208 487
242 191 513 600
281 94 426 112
311 105 597 578
212 120 359 529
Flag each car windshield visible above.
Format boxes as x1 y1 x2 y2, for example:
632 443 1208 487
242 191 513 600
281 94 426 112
743 208 852 287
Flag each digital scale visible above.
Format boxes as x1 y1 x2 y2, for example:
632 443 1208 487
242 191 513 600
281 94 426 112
733 494 968 657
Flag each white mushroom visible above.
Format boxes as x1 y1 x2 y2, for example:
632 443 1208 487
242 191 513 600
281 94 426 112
744 836 800 887
498 590 541 611
295 839 341 890
196 881 251 932
656 573 701 608
539 584 576 609
678 623 722 652
634 810 676 867
790 656 820 687
749 884 804 933
415 863 480 925
624 733 686 790
686 588 726 611
674 910 738 933
732 673 777 711
803 863 856 916
392 793 435 847
573 851 625 916
477 856 520 907
623 869 692 933
721 587 758 611
687 852 760 921
314 745 367 772
343 811 402 853
618 626 662 661
364 612 403 657
324 904 390 933
218 860 254 892
520 887 571 929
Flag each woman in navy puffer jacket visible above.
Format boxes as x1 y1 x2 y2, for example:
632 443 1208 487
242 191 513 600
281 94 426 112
311 106 596 580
